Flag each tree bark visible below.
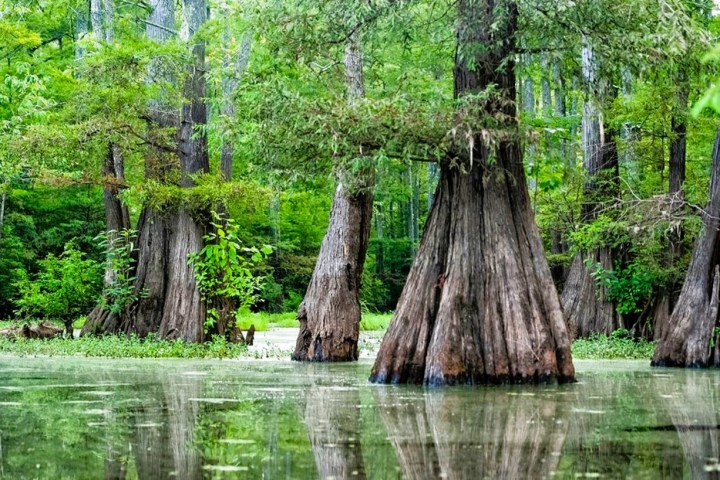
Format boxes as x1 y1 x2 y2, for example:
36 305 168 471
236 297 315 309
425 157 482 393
220 29 251 180
158 0 209 342
652 126 720 368
81 0 132 336
0 191 6 239
375 204 384 276
292 181 373 361
292 31 374 362
653 83 688 341
114 0 176 338
561 42 620 338
541 55 552 119
369 0 575 386
82 144 131 336
75 3 89 61
111 0 209 342
90 0 114 42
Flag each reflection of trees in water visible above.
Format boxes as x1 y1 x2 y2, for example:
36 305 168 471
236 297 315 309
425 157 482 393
375 388 568 480
130 372 203 479
655 372 720 479
558 371 685 478
102 406 128 480
302 384 366 479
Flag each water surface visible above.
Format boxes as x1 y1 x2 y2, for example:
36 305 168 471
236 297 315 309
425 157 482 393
0 358 718 479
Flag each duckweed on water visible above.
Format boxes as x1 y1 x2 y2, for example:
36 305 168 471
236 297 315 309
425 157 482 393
0 334 248 359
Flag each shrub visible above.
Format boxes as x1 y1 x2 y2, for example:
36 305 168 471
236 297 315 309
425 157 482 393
13 242 103 333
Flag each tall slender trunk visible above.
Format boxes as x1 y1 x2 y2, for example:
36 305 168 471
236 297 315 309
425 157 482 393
549 60 570 284
560 42 620 338
293 31 374 361
652 126 720 368
406 165 419 257
81 0 133 336
427 162 438 210
375 204 384 276
370 0 574 386
220 29 252 180
522 56 538 196
653 84 688 340
541 55 552 119
620 68 639 180
82 144 132 335
75 3 88 60
0 191 5 240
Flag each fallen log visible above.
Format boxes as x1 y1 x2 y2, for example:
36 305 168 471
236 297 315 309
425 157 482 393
0 322 64 340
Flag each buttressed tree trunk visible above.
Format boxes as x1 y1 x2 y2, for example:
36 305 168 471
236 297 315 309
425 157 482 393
119 0 176 337
120 0 209 342
561 42 620 339
369 0 575 386
292 31 374 362
652 126 720 368
158 0 209 342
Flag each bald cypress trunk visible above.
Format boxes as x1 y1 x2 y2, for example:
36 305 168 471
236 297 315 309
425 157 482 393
82 144 131 335
560 43 620 338
116 0 175 337
157 0 209 342
653 84 688 341
652 126 720 368
81 0 133 336
112 0 209 342
0 191 5 239
220 29 251 181
369 0 575 386
292 32 374 362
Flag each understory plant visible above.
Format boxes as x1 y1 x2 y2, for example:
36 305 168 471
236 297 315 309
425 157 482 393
13 242 103 335
189 212 272 337
97 229 144 314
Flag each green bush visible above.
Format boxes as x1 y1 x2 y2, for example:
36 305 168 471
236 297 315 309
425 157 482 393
13 242 103 332
189 213 272 335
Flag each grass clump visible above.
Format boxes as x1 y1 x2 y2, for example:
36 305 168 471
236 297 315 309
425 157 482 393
572 330 655 360
361 313 392 331
236 311 297 331
235 311 392 331
0 334 248 359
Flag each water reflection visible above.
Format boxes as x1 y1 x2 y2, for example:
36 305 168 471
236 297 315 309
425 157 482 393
0 359 719 479
375 388 568 479
654 372 720 479
131 373 203 479
302 384 365 479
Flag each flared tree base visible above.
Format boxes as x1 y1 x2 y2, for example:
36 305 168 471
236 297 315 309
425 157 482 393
370 154 575 386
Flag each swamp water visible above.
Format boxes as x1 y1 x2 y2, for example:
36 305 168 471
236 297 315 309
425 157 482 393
0 359 718 479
